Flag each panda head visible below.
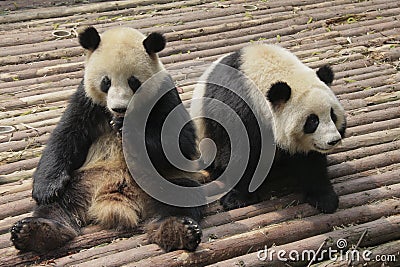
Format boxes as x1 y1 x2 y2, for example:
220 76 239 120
79 26 166 117
241 44 346 154
266 69 346 154
265 65 346 154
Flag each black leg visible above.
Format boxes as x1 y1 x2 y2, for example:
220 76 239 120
10 203 80 253
295 152 339 214
11 174 92 253
145 178 204 252
219 167 260 211
220 189 259 210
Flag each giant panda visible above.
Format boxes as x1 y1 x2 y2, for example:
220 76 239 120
190 44 346 213
10 26 204 253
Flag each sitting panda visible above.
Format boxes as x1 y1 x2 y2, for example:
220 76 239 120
190 44 346 213
10 26 204 253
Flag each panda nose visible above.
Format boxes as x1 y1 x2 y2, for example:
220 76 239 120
328 138 341 146
112 108 127 114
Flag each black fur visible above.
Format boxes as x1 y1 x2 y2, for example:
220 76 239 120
221 149 338 213
147 178 204 252
79 27 101 51
201 51 340 214
143 32 166 54
200 51 265 207
201 51 250 175
137 75 199 176
262 149 338 213
267 82 291 108
222 51 242 69
10 27 200 254
13 71 203 253
316 65 334 85
11 180 92 253
32 81 110 204
12 77 203 253
304 114 319 134
12 81 111 253
339 119 346 138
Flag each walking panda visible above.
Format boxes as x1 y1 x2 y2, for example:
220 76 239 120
191 44 346 213
10 26 204 253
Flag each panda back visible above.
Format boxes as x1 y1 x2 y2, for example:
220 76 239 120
191 51 271 174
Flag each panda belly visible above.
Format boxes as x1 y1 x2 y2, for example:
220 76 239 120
75 133 151 230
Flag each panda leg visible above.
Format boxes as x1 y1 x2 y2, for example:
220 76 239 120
220 188 259 211
302 174 339 214
295 152 339 214
11 175 91 253
219 169 260 211
10 202 81 253
146 178 204 252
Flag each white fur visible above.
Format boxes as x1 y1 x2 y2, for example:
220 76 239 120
192 44 345 154
83 27 165 113
240 44 345 153
77 27 168 229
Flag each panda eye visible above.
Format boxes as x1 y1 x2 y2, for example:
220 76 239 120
330 108 337 123
128 76 141 93
100 76 111 93
304 114 319 134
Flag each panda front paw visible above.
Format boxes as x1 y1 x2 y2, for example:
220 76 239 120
32 171 71 204
306 190 339 214
110 116 124 133
220 189 258 211
147 216 202 252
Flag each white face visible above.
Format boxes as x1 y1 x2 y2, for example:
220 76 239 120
90 72 140 116
83 27 164 116
276 89 346 154
238 44 346 154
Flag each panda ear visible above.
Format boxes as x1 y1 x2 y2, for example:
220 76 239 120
267 82 291 108
79 27 100 51
143 32 166 55
317 65 334 85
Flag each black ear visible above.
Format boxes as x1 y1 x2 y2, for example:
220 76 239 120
79 27 100 51
317 65 334 85
143 32 166 54
267 82 291 108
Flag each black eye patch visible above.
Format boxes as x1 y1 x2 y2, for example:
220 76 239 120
304 114 319 134
128 76 141 93
330 108 337 123
100 76 111 93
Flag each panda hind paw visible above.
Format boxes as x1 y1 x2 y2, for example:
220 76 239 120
10 217 77 253
147 216 202 252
